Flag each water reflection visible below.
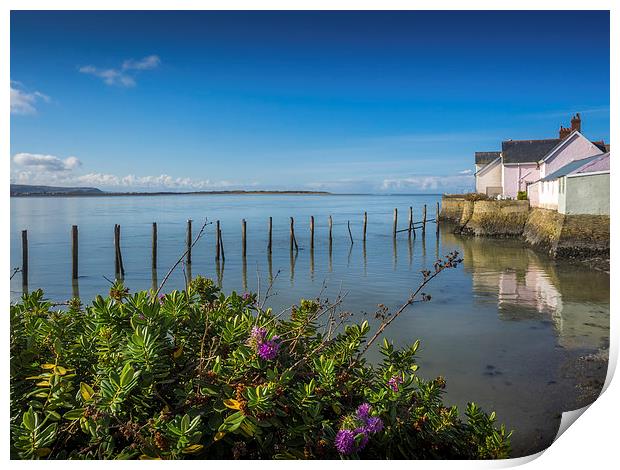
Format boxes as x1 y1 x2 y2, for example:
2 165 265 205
444 231 610 350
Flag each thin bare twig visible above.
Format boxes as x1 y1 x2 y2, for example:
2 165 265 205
156 218 212 297
359 251 462 356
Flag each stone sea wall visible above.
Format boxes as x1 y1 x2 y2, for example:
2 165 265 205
440 196 609 260
463 200 529 237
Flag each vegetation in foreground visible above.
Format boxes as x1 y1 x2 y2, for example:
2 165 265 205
10 252 511 459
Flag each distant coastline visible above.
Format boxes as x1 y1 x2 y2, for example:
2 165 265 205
10 184 331 198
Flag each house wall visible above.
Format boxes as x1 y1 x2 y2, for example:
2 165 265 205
527 181 541 207
538 179 559 210
561 173 610 215
540 133 604 178
502 163 540 199
475 160 502 196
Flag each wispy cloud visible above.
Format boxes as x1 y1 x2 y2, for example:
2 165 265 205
458 169 473 175
306 172 474 194
10 81 50 115
381 174 474 192
79 54 160 87
122 55 161 71
522 106 610 120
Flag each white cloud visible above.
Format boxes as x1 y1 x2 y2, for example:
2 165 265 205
11 152 242 191
122 55 161 71
381 174 474 192
10 82 50 115
13 153 82 172
458 169 473 175
78 66 136 87
79 55 160 87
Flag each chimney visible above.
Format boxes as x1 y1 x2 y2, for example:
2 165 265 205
559 126 571 139
570 113 581 133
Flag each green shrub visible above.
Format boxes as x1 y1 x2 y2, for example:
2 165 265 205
517 191 528 201
10 254 511 460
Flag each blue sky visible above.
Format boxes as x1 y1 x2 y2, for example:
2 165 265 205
10 11 610 193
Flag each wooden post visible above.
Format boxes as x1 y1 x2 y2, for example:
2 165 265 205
219 225 225 261
423 204 427 234
328 215 333 247
242 219 247 258
393 208 398 238
186 219 192 264
21 230 28 287
436 201 440 234
347 220 354 245
71 225 78 280
310 216 314 250
408 206 413 237
290 217 298 251
114 225 119 276
268 217 272 254
215 220 221 261
152 222 157 270
114 224 125 278
363 211 367 242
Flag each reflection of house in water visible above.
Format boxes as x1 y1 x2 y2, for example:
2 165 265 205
497 268 562 328
441 231 609 350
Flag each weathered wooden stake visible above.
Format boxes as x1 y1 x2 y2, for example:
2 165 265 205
215 220 221 261
21 230 28 286
408 206 413 237
242 219 247 258
268 217 272 254
423 205 427 234
72 225 78 280
393 208 398 238
290 217 298 251
114 225 120 276
436 202 440 234
219 226 225 261
328 215 333 247
347 220 354 245
152 222 157 270
114 224 125 278
186 219 192 264
310 216 315 250
363 212 367 242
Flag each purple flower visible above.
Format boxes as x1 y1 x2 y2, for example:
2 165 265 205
365 416 384 434
387 375 403 392
257 336 280 361
250 326 267 343
242 292 251 301
334 429 356 455
159 294 166 305
356 403 372 420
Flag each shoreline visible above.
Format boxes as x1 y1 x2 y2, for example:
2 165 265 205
10 190 333 198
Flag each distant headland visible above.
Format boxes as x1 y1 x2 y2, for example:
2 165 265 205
10 184 331 197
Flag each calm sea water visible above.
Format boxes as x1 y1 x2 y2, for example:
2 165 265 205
10 194 610 456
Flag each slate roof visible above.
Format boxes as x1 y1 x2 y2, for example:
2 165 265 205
540 154 605 181
475 151 501 165
593 141 608 153
501 139 561 164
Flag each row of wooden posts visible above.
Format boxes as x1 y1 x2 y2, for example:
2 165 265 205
19 203 440 286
